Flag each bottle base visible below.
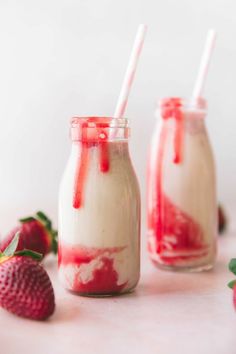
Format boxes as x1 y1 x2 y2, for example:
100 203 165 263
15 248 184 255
66 285 137 298
151 260 214 273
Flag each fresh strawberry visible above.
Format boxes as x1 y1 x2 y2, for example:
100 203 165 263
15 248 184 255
0 211 57 258
218 205 227 234
228 259 236 310
0 233 55 320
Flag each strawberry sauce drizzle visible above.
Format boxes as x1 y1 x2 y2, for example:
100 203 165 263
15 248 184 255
58 244 127 294
148 98 206 264
72 117 111 209
73 143 89 209
161 97 184 164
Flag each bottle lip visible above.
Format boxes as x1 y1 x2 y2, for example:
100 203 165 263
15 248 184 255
71 116 129 128
157 97 207 111
70 117 130 142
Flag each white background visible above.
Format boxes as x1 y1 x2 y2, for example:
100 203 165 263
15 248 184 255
0 0 235 233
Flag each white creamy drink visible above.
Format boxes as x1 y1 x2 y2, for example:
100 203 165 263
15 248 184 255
59 117 140 295
147 98 217 271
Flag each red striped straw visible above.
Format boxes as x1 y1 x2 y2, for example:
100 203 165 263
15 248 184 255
114 24 147 119
191 29 217 104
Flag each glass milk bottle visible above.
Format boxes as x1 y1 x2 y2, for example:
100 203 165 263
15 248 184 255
58 117 141 295
147 98 217 271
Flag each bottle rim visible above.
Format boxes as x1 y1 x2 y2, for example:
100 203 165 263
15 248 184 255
71 116 129 128
70 117 130 142
157 97 207 111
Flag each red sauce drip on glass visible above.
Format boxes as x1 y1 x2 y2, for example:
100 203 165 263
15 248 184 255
161 97 184 164
73 141 89 209
148 98 206 264
58 244 127 294
72 117 111 209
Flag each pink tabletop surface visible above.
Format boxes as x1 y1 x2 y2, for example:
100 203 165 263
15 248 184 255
1 234 235 354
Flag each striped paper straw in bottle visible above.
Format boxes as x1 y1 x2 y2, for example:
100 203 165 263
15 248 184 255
191 29 217 104
114 24 147 119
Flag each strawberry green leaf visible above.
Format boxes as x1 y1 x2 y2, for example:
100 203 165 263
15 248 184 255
36 211 52 231
36 211 51 224
229 259 236 275
19 216 36 223
15 249 43 261
3 232 20 256
36 211 50 221
51 231 58 254
36 211 58 254
228 280 236 289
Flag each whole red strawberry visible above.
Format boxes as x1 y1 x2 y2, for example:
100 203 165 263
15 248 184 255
0 211 57 258
0 233 55 320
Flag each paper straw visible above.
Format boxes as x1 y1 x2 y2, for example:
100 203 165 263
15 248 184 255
191 29 217 102
114 24 147 118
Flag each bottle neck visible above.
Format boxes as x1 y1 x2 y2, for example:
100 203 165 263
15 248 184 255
157 98 207 135
157 108 207 135
157 96 206 116
155 98 208 165
71 141 130 159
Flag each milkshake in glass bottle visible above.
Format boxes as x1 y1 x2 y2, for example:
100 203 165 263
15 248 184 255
58 117 141 295
147 98 217 271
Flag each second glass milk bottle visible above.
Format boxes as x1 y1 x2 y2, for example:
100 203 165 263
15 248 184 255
58 117 141 295
147 98 217 271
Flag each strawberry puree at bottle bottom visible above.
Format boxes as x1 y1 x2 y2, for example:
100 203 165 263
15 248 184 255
148 194 209 266
58 244 129 294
